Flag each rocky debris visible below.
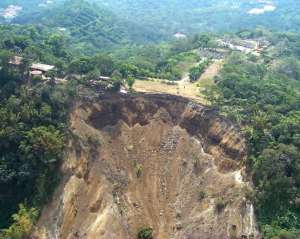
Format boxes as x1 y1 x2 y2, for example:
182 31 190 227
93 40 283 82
35 93 259 239
160 127 181 153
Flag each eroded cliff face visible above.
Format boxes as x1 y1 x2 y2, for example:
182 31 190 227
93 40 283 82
35 94 260 239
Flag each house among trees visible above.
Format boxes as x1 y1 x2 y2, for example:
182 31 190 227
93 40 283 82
89 76 111 86
30 63 55 77
9 56 55 79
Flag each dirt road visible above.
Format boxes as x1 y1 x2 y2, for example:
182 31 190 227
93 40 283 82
133 59 223 103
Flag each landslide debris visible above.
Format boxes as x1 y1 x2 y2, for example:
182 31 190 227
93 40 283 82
35 93 260 239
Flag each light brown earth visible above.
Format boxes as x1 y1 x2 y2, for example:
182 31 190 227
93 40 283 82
35 94 260 239
133 80 202 103
199 60 223 86
133 60 223 103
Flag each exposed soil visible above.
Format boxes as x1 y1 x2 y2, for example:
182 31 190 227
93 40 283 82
35 93 260 239
199 60 223 83
133 60 223 103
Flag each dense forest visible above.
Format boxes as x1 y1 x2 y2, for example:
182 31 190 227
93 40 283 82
97 0 300 35
12 0 162 53
2 0 300 49
0 24 72 233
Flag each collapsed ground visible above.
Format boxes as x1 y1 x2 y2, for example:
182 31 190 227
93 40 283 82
35 94 259 239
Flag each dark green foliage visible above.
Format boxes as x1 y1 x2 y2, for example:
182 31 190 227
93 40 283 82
11 0 162 53
138 227 153 239
189 60 210 82
126 76 135 89
215 199 227 214
1 204 38 239
110 39 202 81
277 230 299 239
2 0 300 38
0 26 76 228
98 0 300 36
0 25 70 67
198 191 206 202
204 31 300 238
0 83 72 228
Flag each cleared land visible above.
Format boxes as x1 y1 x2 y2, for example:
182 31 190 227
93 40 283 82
133 60 223 103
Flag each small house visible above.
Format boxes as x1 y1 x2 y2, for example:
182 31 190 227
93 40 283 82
30 63 55 74
30 63 55 80
98 76 111 81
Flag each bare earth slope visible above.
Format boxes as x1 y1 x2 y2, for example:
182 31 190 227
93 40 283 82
36 93 260 239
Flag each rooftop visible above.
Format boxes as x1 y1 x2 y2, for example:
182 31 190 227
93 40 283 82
31 63 55 72
30 70 43 76
99 76 111 81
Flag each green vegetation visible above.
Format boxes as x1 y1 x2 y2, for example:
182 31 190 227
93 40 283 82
2 0 300 38
0 23 77 229
215 198 227 214
137 227 153 239
204 30 300 238
126 76 135 90
99 0 300 35
1 1 300 237
189 60 210 82
198 190 206 202
12 0 162 54
135 163 143 178
0 204 38 239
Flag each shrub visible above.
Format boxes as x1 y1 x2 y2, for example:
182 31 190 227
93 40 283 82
138 227 153 239
215 198 226 213
135 164 143 178
2 204 38 239
126 76 136 89
198 191 206 202
277 230 297 239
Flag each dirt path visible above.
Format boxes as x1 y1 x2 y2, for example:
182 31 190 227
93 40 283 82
133 60 223 103
199 60 223 83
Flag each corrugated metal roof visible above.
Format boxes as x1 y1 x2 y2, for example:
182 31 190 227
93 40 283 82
31 63 55 72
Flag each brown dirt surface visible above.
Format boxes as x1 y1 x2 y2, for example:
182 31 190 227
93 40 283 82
133 80 203 103
133 60 223 104
199 60 223 85
35 94 260 239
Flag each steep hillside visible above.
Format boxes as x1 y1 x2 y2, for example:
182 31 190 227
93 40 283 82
35 94 259 239
11 0 162 52
97 0 300 35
